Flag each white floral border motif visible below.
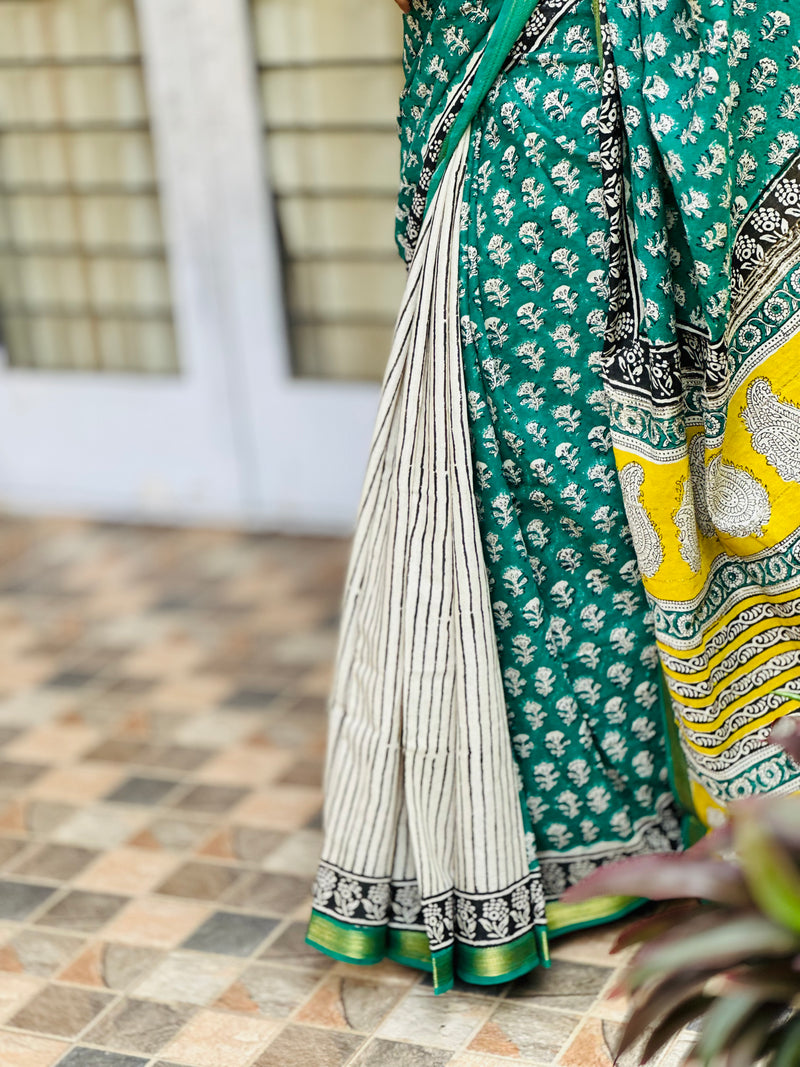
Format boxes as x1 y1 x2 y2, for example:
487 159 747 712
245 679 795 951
312 862 546 954
732 153 800 301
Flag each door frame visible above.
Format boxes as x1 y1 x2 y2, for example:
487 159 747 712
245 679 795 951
0 0 380 532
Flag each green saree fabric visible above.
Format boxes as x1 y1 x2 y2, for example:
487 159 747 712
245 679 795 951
308 0 800 992
400 0 683 900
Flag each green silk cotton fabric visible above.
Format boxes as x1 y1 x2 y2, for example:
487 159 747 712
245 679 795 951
307 0 800 991
398 0 682 908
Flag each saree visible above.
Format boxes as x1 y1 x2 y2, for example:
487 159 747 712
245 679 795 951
307 0 800 994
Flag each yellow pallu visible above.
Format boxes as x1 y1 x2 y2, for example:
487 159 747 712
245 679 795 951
599 0 800 827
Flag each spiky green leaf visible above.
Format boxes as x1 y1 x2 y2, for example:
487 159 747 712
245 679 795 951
722 1004 789 1067
628 916 800 989
563 854 749 908
637 994 711 1062
613 902 705 952
695 991 771 1063
735 815 800 936
615 971 708 1054
771 1012 800 1067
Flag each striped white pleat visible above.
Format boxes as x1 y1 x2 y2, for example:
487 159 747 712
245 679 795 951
315 134 533 941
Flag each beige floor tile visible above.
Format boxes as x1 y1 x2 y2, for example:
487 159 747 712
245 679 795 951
0 522 688 1067
173 711 264 749
1 930 84 979
331 958 421 986
254 1024 364 1067
0 692 75 729
194 745 296 787
51 805 149 851
557 1017 619 1067
231 786 323 831
469 1003 580 1061
590 975 630 1023
58 940 163 991
215 963 320 1019
261 828 323 879
122 642 204 679
378 988 495 1050
134 952 241 1005
449 1056 549 1067
0 660 54 692
549 921 631 968
82 586 154 617
73 847 180 895
103 896 213 948
150 676 235 714
26 764 127 803
294 975 405 1033
4 724 98 765
0 973 46 1023
161 1008 281 1067
0 1029 68 1067
294 662 335 697
9 982 115 1039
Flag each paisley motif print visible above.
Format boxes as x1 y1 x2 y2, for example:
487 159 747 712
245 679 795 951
689 435 715 540
618 464 664 578
674 479 701 574
689 434 771 540
597 0 800 827
742 377 800 484
706 457 771 540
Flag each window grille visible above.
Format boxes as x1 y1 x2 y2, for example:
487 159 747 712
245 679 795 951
252 0 406 382
0 0 178 374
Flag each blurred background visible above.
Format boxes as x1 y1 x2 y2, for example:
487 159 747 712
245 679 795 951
0 0 407 533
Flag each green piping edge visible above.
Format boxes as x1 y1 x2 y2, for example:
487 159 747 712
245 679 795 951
659 669 706 848
591 0 603 65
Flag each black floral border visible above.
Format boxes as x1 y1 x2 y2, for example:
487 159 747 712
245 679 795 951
312 862 546 953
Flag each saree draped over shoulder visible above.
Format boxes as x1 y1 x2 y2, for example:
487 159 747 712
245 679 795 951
307 0 800 993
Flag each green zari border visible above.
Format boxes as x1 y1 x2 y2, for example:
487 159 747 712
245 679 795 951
306 911 548 994
308 896 645 994
546 894 644 938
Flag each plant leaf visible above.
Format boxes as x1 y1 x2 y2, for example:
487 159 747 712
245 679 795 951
769 708 800 766
770 1012 800 1067
562 854 749 907
688 823 734 859
628 915 800 988
721 1004 789 1067
623 907 753 984
734 813 800 936
756 795 800 851
637 994 711 1064
613 902 705 952
694 991 771 1063
615 971 708 1055
720 960 800 1001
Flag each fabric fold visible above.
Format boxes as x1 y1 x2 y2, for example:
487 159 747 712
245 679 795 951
307 133 547 994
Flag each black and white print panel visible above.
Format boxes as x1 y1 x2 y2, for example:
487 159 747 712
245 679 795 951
312 860 546 953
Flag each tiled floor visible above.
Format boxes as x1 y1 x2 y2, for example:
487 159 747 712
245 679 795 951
0 517 693 1067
